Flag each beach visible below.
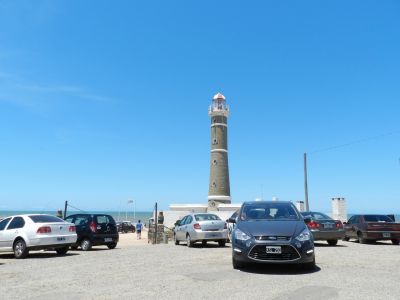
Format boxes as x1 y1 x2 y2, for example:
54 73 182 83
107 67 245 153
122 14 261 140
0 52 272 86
1 230 400 299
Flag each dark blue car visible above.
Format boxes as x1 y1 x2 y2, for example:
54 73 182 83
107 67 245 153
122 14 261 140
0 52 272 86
230 201 315 270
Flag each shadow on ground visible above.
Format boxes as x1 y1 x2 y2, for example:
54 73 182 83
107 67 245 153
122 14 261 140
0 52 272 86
314 242 347 248
238 263 321 275
0 252 80 259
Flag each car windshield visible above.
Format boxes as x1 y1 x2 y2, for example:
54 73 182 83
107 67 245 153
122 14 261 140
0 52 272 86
364 215 393 222
194 214 221 221
29 215 65 223
240 203 300 221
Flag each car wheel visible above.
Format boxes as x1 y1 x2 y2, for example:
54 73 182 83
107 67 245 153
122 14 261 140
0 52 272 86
391 239 400 245
13 239 29 259
232 257 243 269
56 246 69 255
107 243 117 249
124 230 128 234
81 238 92 251
327 239 338 246
186 234 193 247
357 232 367 244
174 234 179 245
218 240 226 247
303 258 316 271
342 236 350 242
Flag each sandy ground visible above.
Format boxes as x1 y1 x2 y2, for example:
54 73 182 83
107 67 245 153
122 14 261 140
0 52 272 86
1 232 400 300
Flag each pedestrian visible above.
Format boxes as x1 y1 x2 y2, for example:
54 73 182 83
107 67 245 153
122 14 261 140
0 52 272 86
136 220 143 240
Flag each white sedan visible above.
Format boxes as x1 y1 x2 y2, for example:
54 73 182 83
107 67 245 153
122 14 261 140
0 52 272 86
0 214 77 258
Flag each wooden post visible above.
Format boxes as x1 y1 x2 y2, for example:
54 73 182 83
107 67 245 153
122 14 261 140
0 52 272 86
304 153 309 211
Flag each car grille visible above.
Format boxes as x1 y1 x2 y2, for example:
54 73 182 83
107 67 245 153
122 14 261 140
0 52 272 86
253 236 290 241
248 245 300 261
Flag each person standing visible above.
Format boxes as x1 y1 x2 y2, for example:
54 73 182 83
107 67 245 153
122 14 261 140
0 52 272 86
136 220 143 240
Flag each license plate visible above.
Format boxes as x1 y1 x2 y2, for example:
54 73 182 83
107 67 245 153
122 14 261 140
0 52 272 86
205 233 219 238
266 246 281 254
324 223 333 229
57 237 66 241
104 238 113 242
383 233 391 238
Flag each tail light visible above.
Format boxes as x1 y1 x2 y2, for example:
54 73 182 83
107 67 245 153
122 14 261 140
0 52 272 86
90 222 97 233
307 221 320 229
37 226 52 234
69 226 76 232
336 221 343 229
193 223 201 230
224 223 227 229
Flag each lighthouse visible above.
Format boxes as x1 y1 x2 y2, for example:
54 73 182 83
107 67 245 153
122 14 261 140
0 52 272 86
208 92 231 210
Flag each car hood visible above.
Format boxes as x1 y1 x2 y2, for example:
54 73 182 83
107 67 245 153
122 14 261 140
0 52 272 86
237 220 305 237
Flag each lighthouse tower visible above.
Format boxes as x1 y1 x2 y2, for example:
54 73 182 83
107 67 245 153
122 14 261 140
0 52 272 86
208 92 231 210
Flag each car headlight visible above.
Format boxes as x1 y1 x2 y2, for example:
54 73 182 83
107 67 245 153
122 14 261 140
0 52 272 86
295 228 311 242
234 228 251 241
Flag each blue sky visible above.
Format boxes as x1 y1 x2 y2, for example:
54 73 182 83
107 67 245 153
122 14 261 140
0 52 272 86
0 1 399 213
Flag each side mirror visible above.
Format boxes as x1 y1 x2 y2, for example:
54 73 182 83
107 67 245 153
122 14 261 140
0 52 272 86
303 217 311 223
175 220 181 226
227 218 236 223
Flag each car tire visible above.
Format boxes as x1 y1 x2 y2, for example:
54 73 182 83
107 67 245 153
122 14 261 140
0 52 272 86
13 239 29 259
327 239 338 246
81 238 92 251
107 243 117 249
342 236 350 242
232 257 243 269
357 232 367 244
56 246 69 255
218 240 226 247
174 234 179 245
186 234 193 248
391 239 400 245
303 258 316 271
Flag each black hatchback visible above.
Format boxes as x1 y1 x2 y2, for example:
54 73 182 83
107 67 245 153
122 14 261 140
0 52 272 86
65 214 119 251
230 201 315 270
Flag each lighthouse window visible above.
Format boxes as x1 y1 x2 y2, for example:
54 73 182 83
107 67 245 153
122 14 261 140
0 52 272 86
212 181 216 187
213 160 217 165
213 118 217 123
212 138 218 145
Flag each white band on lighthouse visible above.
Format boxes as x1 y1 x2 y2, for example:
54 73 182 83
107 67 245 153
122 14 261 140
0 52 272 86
208 195 232 201
211 149 228 153
211 123 227 127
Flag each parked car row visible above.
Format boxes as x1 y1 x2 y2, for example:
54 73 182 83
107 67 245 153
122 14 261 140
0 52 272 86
116 221 136 234
0 213 120 258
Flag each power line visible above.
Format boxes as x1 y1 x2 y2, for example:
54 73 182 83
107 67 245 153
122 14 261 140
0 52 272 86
309 130 400 154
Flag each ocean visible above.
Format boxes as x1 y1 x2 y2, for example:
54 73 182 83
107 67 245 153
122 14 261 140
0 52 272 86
0 210 153 223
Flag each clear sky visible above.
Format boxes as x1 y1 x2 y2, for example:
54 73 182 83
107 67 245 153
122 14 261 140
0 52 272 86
0 1 399 213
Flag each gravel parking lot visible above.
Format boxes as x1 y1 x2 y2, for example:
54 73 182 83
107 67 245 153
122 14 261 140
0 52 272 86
1 236 399 300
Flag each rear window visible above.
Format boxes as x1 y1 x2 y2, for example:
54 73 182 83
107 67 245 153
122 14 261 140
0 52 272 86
195 214 221 221
311 212 332 220
364 215 393 222
29 215 64 223
96 215 115 224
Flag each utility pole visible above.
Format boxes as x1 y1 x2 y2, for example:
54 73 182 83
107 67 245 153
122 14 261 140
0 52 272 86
63 200 68 219
304 153 309 211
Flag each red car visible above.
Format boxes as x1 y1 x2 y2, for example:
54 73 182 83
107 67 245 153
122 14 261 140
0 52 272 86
343 214 400 245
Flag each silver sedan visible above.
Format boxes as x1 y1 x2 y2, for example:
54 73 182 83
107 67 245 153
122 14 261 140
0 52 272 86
174 213 228 247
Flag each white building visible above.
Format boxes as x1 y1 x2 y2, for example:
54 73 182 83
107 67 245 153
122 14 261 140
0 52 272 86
295 201 305 212
331 197 347 222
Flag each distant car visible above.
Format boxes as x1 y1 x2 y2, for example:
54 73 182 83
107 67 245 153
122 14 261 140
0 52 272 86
226 210 238 242
230 201 315 270
0 214 77 259
174 213 228 247
65 214 119 251
117 221 136 233
300 212 344 246
343 214 400 245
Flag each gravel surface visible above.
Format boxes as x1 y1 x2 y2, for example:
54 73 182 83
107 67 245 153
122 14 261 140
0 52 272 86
1 236 399 300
